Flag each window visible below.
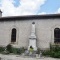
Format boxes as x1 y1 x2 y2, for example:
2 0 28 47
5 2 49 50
54 28 60 43
11 28 16 42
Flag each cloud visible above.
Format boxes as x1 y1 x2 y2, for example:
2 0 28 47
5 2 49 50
0 0 46 16
57 8 60 13
38 12 46 15
54 8 60 14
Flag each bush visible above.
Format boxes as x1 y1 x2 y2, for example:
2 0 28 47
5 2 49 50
6 44 25 55
42 44 60 58
12 48 21 54
11 47 25 55
50 51 55 57
0 47 5 53
54 52 60 58
50 51 60 58
0 45 25 55
6 44 12 53
54 45 60 52
42 50 51 56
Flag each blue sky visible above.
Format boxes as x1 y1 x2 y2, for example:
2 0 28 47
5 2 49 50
0 0 60 16
39 0 60 13
13 0 20 7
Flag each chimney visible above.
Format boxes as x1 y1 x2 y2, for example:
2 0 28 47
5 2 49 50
0 10 2 17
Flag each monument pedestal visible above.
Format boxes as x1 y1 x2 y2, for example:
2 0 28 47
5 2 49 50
28 39 37 51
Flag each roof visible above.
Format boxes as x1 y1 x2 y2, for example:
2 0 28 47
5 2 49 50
0 14 60 21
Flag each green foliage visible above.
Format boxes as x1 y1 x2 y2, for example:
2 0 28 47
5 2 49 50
36 48 40 54
42 44 60 58
12 47 25 54
12 48 21 54
42 50 51 56
0 44 25 55
54 45 60 52
51 51 60 58
20 47 25 53
6 44 12 53
0 47 5 53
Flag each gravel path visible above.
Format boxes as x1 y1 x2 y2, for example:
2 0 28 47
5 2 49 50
0 54 60 60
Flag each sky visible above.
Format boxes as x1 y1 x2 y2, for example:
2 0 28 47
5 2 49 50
0 0 60 17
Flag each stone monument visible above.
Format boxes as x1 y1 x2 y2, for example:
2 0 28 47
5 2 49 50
28 22 37 51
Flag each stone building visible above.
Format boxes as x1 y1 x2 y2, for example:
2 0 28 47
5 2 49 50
0 10 60 50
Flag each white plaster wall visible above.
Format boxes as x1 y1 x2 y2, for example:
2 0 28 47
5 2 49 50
0 18 60 49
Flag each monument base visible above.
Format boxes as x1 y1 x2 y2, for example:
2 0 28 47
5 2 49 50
28 39 37 51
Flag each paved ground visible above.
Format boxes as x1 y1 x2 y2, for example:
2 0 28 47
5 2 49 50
0 54 60 60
